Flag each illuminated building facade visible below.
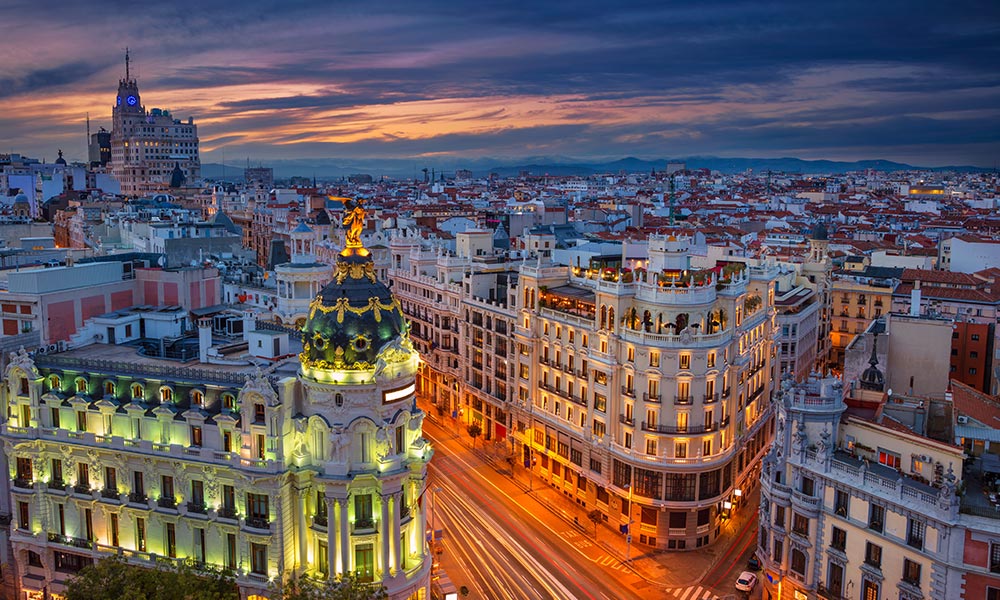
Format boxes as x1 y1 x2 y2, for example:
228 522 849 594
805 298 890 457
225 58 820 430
391 232 778 550
110 51 200 196
1 204 431 599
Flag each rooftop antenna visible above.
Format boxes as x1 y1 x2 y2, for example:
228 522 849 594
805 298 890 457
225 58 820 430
125 47 130 81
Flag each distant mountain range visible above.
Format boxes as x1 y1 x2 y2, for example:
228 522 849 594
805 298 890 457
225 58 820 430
201 155 991 181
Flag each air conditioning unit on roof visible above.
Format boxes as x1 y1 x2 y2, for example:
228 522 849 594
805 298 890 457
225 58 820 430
957 415 969 424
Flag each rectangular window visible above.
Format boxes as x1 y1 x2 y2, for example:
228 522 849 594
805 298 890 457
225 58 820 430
77 463 90 488
110 513 119 546
195 527 206 564
161 475 174 500
136 517 146 552
223 431 233 452
104 466 117 493
256 433 266 459
16 456 32 481
589 457 602 474
801 476 814 497
251 543 267 575
51 407 60 428
226 534 237 570
907 519 925 550
77 411 87 432
649 351 660 367
679 354 691 370
190 425 202 447
869 504 884 532
165 523 176 558
247 493 270 521
834 489 849 516
645 438 657 456
774 506 785 527
707 352 716 368
18 501 29 530
191 480 205 507
594 394 607 412
792 513 809 535
864 541 882 568
223 485 236 512
830 526 846 551
675 441 687 458
355 494 373 525
773 539 783 563
133 471 144 496
877 448 901 469
903 558 921 585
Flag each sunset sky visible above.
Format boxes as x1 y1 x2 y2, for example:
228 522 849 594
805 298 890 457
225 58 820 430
2 0 998 167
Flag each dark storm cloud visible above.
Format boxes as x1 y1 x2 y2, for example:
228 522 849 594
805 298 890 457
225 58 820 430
1 0 998 164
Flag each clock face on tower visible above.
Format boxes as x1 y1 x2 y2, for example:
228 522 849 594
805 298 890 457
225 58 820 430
126 95 138 106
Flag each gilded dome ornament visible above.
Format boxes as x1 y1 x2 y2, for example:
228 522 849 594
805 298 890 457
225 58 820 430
299 196 409 378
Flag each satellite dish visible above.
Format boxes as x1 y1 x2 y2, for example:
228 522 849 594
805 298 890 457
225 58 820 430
887 388 893 396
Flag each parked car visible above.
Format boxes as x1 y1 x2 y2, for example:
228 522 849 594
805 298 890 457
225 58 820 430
735 571 758 593
747 556 761 571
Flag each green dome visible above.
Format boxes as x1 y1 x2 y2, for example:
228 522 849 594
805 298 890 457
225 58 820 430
300 251 407 372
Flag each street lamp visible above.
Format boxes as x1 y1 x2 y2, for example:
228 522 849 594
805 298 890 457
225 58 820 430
624 478 634 562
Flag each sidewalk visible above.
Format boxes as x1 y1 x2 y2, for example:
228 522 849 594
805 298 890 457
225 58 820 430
443 420 759 591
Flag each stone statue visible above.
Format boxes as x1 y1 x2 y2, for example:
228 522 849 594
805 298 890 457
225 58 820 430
341 197 365 249
817 427 832 460
330 426 349 463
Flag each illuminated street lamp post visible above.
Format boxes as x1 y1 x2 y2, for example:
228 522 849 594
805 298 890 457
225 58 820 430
624 477 634 562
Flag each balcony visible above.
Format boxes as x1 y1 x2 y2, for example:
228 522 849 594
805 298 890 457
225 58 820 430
643 392 661 403
186 501 207 515
642 421 717 435
47 480 66 492
704 393 719 404
313 514 328 528
128 492 148 506
674 395 692 405
618 414 635 426
218 506 238 520
13 477 33 491
73 483 92 496
47 533 93 550
722 387 732 398
244 516 271 531
353 518 376 534
622 387 636 399
100 488 120 501
157 497 177 510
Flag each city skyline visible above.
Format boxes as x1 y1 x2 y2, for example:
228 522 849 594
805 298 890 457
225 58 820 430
1 0 998 167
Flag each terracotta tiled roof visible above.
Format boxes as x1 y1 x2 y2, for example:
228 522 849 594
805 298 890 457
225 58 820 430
951 380 1000 428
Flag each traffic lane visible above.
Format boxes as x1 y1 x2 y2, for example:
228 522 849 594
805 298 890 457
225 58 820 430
426 426 647 600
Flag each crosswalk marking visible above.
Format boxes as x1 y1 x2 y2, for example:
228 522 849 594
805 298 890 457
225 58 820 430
671 586 717 600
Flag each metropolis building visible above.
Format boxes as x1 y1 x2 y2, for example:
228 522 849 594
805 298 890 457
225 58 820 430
0 206 432 599
110 51 201 196
392 232 777 550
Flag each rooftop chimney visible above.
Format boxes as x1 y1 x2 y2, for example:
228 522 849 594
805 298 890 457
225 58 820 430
910 279 921 317
198 317 212 363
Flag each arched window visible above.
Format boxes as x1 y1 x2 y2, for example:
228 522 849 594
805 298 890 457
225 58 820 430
131 383 144 400
607 308 615 331
75 377 88 394
599 306 607 330
191 390 204 406
160 387 173 403
222 393 236 410
49 374 61 391
104 381 115 397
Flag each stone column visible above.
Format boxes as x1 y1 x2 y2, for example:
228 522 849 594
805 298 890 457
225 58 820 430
391 493 402 575
326 497 336 577
339 497 350 574
380 493 390 577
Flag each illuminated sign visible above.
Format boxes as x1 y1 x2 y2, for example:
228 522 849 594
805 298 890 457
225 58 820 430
383 383 415 404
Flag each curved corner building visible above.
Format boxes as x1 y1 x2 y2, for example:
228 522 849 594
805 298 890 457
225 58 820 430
1 207 431 599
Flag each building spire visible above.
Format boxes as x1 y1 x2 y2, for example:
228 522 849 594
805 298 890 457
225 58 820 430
125 47 130 81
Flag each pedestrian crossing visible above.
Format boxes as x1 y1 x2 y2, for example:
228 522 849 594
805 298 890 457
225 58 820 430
668 585 718 600
595 554 629 572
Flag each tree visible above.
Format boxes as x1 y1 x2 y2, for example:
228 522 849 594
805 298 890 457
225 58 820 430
66 556 238 600
466 422 482 448
587 509 603 539
275 573 388 600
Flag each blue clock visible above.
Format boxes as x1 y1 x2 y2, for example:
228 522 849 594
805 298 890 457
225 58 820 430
126 95 138 106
